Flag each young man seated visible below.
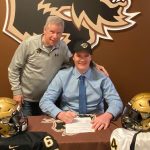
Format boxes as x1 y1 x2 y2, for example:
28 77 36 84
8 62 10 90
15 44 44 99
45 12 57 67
39 41 123 130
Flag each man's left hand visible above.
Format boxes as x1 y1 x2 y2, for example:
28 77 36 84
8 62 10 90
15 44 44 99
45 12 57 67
96 64 109 76
91 112 113 130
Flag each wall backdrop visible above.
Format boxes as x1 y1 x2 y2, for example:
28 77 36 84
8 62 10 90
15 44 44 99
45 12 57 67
0 0 150 104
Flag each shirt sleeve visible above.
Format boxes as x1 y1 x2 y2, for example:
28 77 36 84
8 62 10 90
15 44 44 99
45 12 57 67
8 41 29 96
39 72 63 118
101 77 123 118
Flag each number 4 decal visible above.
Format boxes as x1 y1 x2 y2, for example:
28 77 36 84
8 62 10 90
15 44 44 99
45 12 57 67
111 138 117 150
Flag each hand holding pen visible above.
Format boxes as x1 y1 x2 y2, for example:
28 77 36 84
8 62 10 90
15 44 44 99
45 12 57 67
56 111 77 123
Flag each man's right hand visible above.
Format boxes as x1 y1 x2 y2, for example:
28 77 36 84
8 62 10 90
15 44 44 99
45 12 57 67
57 111 77 123
13 95 24 105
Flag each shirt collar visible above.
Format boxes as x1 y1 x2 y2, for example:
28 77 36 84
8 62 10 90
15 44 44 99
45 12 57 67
73 67 92 79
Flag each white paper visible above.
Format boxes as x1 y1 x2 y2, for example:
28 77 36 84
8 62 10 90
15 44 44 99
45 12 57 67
65 117 95 134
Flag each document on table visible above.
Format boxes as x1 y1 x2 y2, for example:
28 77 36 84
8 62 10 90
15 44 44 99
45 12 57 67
65 117 95 134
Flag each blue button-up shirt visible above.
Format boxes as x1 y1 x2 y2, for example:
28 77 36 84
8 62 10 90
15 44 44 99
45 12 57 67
40 67 123 118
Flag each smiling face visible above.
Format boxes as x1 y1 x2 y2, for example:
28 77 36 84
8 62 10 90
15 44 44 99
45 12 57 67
73 51 92 74
43 23 63 46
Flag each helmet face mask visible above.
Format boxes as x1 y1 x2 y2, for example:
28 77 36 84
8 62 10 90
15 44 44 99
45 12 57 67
121 93 150 132
122 104 143 131
0 97 28 138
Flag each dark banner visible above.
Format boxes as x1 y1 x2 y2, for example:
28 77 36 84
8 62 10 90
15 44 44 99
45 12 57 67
3 0 139 49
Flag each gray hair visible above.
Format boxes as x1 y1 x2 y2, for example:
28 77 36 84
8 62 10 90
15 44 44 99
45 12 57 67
44 16 64 31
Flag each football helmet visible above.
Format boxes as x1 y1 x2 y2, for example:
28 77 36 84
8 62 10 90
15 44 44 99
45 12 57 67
0 97 28 137
121 93 150 131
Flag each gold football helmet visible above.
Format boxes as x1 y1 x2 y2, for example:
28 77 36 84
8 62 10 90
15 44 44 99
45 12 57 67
0 97 28 137
121 93 150 131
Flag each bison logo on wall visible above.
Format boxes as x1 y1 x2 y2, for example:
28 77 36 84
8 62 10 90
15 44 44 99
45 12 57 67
3 0 139 49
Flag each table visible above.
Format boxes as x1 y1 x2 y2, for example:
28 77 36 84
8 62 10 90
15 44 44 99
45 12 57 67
28 115 122 150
